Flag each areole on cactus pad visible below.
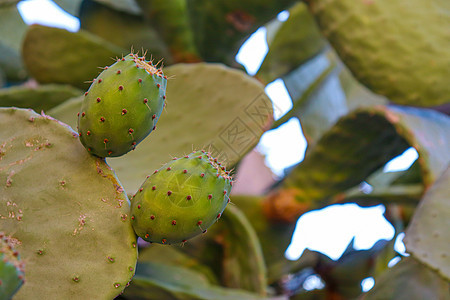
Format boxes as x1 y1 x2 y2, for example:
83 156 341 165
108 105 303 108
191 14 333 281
130 150 233 245
78 52 167 157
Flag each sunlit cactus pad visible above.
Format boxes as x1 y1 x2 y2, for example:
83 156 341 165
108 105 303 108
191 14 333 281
130 150 233 244
0 108 137 299
78 52 166 157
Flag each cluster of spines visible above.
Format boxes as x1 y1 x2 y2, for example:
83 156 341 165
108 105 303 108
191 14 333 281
130 150 234 245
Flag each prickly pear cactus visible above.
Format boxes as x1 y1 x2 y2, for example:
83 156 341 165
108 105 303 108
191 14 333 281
130 150 233 244
0 232 25 300
78 52 166 157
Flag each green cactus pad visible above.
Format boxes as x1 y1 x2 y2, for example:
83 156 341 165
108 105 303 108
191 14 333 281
130 150 232 244
213 205 267 294
78 53 166 157
309 0 450 106
0 108 137 299
22 24 125 89
404 167 450 280
0 233 25 300
0 84 82 112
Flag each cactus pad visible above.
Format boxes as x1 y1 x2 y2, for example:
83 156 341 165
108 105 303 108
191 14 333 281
404 167 450 280
0 232 25 300
0 84 82 112
0 108 137 299
309 0 450 106
22 24 125 89
130 150 233 244
78 53 166 157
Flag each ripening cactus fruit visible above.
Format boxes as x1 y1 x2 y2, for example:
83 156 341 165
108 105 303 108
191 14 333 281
0 233 25 300
78 52 167 157
130 150 233 244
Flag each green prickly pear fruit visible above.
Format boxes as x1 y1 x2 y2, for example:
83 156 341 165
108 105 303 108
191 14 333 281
130 150 233 245
0 233 25 300
78 52 167 157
